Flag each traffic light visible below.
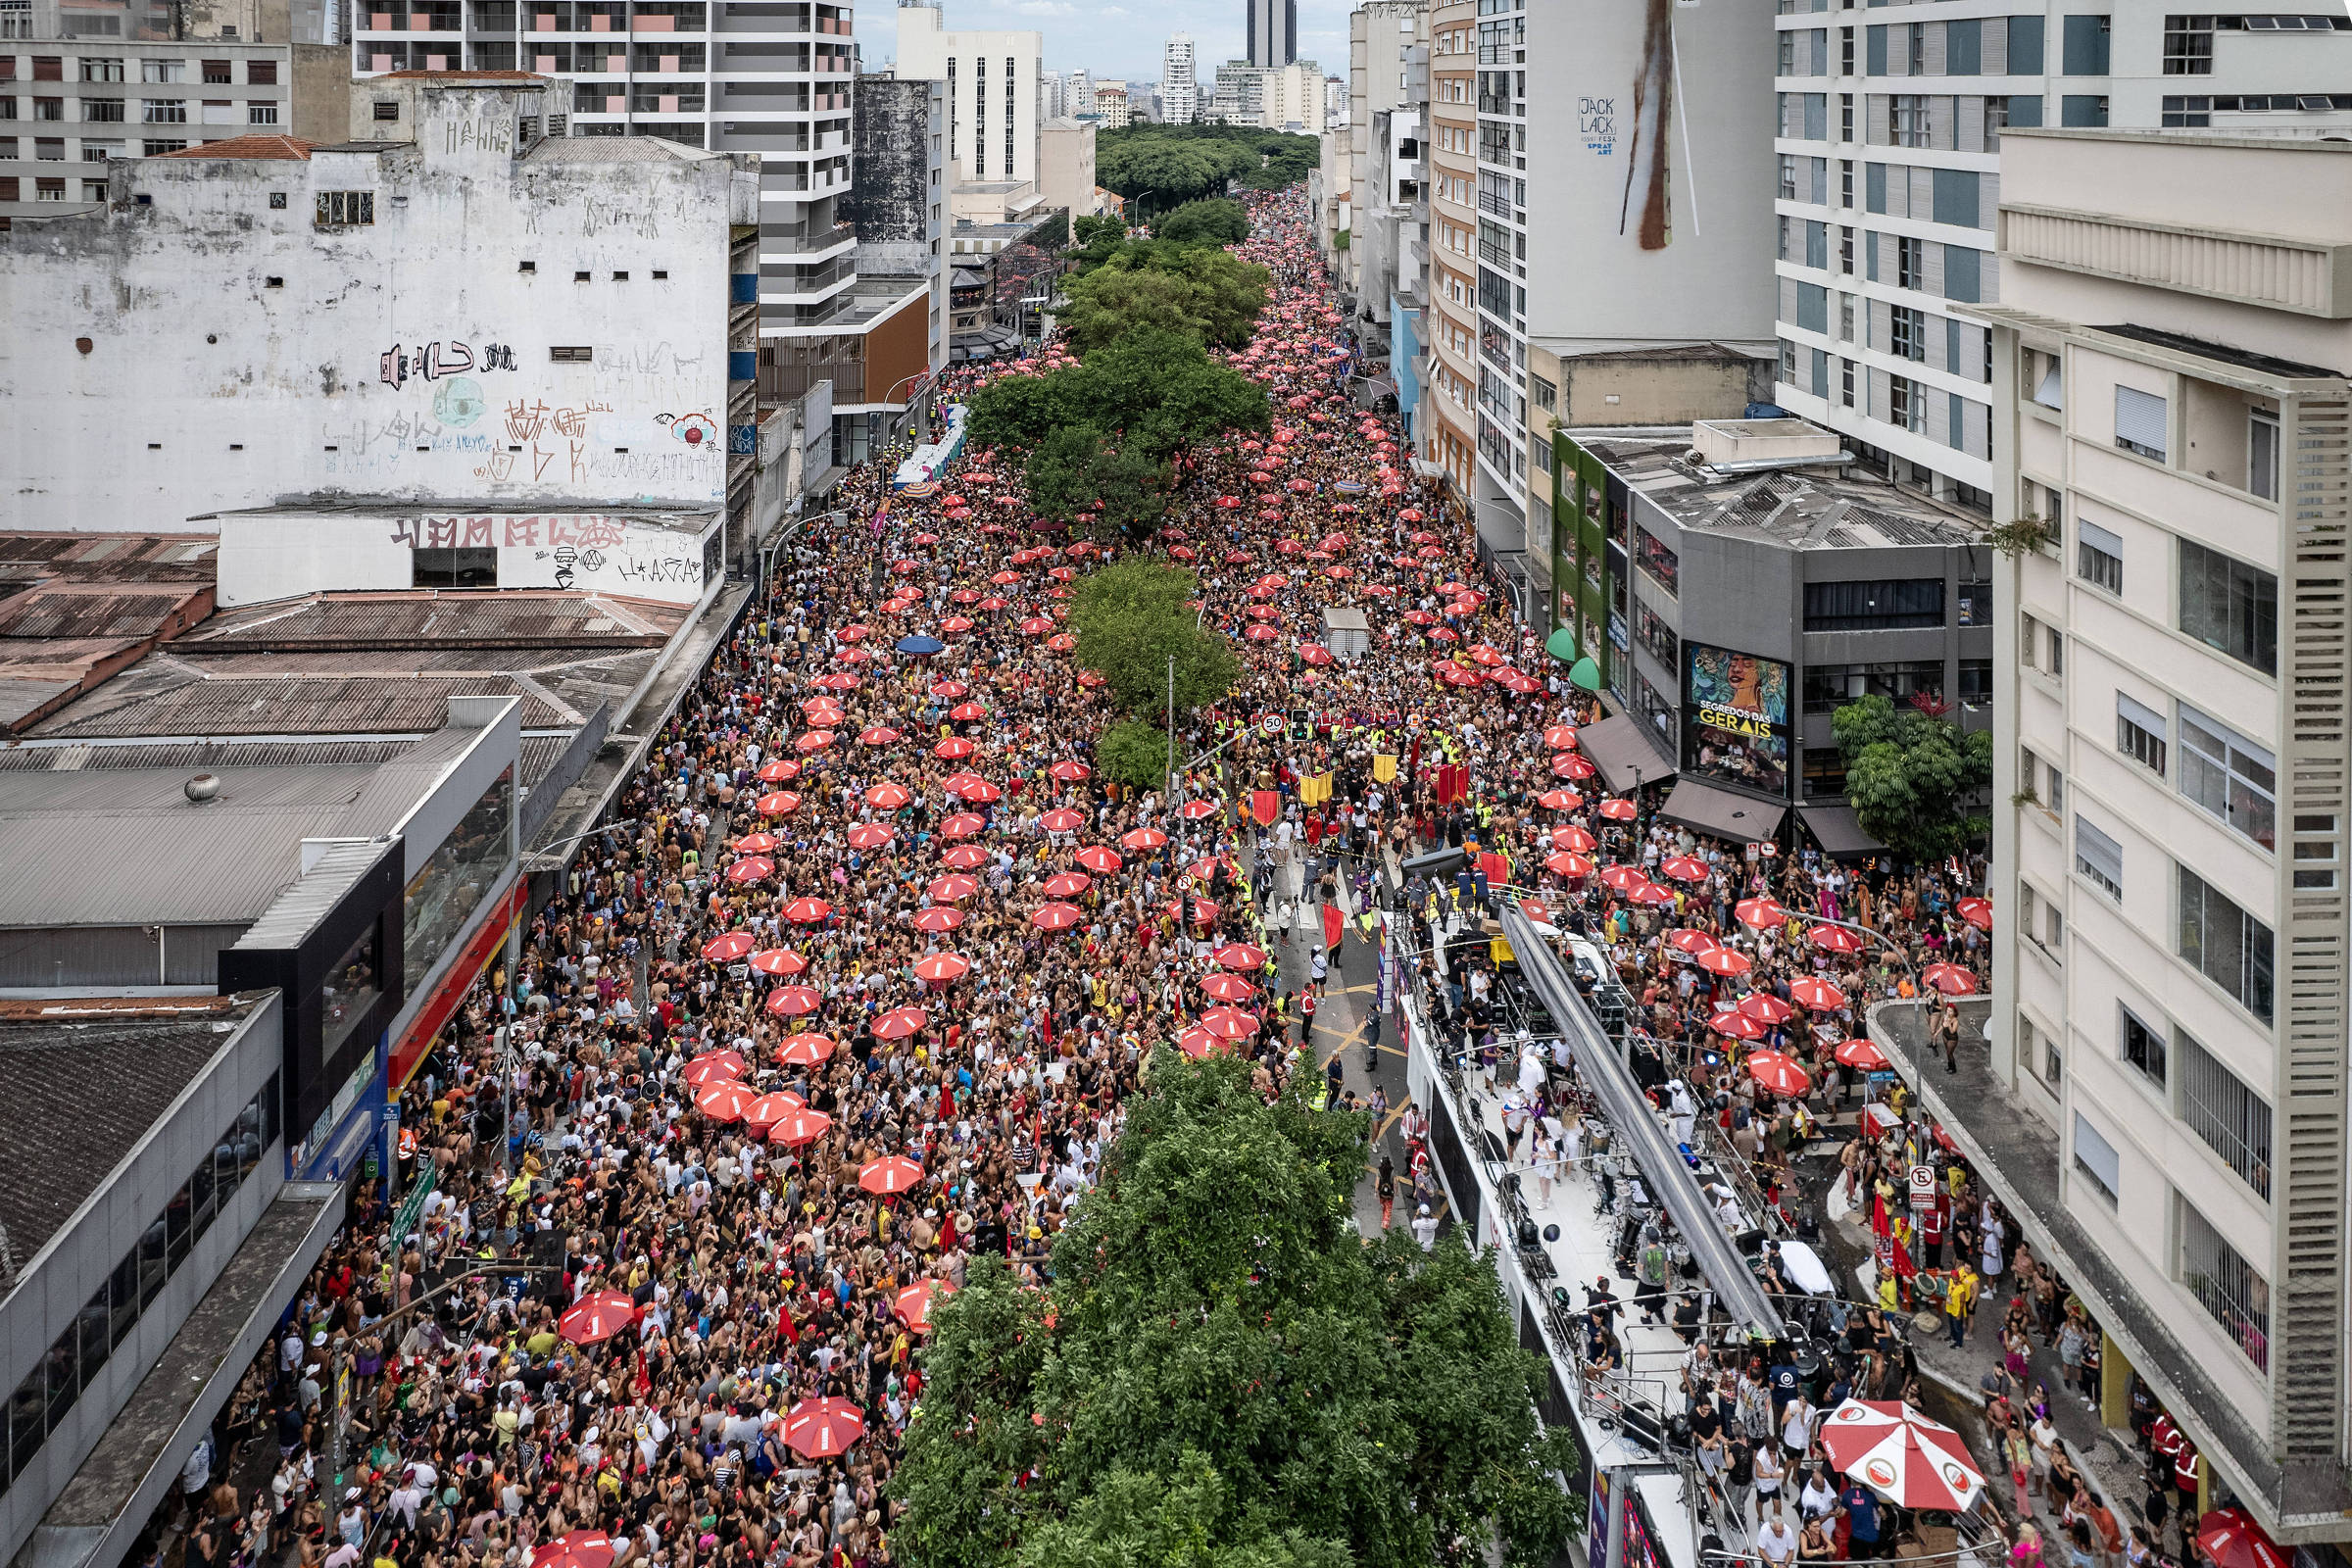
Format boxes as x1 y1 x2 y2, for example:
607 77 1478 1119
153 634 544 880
1288 709 1312 743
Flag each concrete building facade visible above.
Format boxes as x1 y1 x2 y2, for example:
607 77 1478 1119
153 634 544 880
1768 0 2352 512
1968 128 2352 1539
0 74 762 535
1246 0 1294 70
1421 0 1475 502
1159 31 1194 124
1036 114 1095 220
893 0 1039 186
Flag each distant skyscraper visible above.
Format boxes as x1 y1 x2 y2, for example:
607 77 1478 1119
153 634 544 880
1247 0 1298 68
1162 32 1200 124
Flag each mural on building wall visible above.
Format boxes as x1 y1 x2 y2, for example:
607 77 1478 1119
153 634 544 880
659 413 720 447
1618 0 1676 251
379 339 520 389
1683 642 1791 798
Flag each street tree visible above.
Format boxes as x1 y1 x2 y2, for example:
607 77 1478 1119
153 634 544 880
1022 425 1174 538
892 1054 1582 1568
1069 561 1237 717
1155 197 1250 247
1831 692 1994 861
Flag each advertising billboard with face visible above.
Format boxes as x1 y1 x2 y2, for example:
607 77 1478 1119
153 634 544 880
1684 642 1792 797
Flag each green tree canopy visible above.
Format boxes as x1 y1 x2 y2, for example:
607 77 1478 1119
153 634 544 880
1154 197 1250 247
1056 245 1270 356
1094 124 1319 216
1069 560 1237 717
892 1054 1582 1568
1093 716 1176 792
1022 425 1175 538
1831 693 1995 861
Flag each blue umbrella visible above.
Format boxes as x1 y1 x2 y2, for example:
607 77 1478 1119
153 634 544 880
896 634 946 657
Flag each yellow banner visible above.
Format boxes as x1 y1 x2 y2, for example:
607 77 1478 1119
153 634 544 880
1372 754 1397 783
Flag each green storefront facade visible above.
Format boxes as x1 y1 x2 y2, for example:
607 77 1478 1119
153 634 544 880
1551 430 1627 698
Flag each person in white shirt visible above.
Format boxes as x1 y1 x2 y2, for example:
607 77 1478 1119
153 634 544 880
1755 1501 1799 1568
1410 1203 1440 1250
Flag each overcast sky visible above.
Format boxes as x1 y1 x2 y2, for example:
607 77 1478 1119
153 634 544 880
855 0 1351 88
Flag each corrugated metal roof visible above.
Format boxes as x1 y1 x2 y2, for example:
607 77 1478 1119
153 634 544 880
0 587 205 640
32 672 564 737
0 765 387 926
181 591 684 650
0 739 423 773
233 838 397 949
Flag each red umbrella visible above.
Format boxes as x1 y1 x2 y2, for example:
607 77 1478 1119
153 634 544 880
895 1280 950 1333
700 930 756 962
847 823 894 851
757 790 803 815
1660 855 1711 883
757 759 798 783
1049 760 1091 782
1200 972 1257 1003
1537 789 1582 810
777 1034 835 1066
683 1050 747 1085
726 856 774 884
1199 1004 1258 1040
743 1090 807 1135
1955 897 1993 930
1177 1025 1221 1059
1809 923 1866 954
1032 902 1084 931
914 953 969 984
934 737 976 760
865 782 912 810
1181 798 1223 819
533 1533 617 1568
1075 845 1122 873
1789 977 1848 1012
1043 871 1093 898
2198 1510 2289 1568
858 1155 924 1194
1709 1007 1766 1040
1544 851 1594 878
858 725 900 747
949 701 988 720
783 1397 865 1458
1543 724 1579 749
1120 827 1168 852
795 730 836 754
696 1078 756 1121
1748 1051 1812 1097
1597 864 1647 892
1835 1037 1889 1070
1554 825 1596 852
1214 942 1266 971
1735 897 1788 929
1625 881 1676 906
873 1004 930 1039
749 948 805 976
768 1107 832 1147
927 873 979 902
1552 754 1596 780
1819 1399 1984 1512
765 985 820 1017
1923 962 1979 996
1740 993 1794 1025
783 897 832 924
939 811 986 838
941 844 990 869
1596 799 1638 821
1040 807 1086 832
1667 928 1720 955
1696 947 1752 977
556 1292 639 1347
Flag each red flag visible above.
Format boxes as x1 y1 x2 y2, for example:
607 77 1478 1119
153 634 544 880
775 1300 800 1346
1479 851 1510 887
1322 904 1344 952
1251 790 1280 827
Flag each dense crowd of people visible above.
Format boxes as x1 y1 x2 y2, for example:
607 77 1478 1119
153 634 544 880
141 183 2176 1568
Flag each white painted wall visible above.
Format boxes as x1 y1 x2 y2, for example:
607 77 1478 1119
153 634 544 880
894 6 1042 187
0 80 759 532
215 508 723 607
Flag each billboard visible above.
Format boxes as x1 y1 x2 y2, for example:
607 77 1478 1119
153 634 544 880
1684 642 1792 798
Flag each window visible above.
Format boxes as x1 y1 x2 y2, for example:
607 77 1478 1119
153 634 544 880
2077 816 2124 900
1802 747 1847 799
1779 152 1797 200
2163 14 2213 72
2073 1113 2120 1206
2078 519 2122 593
140 138 185 155
315 189 373 225
81 57 125 81
1888 304 1923 361
1958 659 1991 708
2117 693 2167 776
2121 1004 2167 1087
1891 92 1927 146
1531 373 1555 412
2179 1199 2269 1370
1957 580 1992 626
2179 540 2278 675
1636 527 1679 595
139 58 183 82
2179 864 2274 1023
2046 899 2065 950
550 345 593 363
201 58 230 82
1801 661 1945 711
33 176 63 199
1887 373 1920 431
139 98 185 122
248 59 276 84
413 546 496 588
2115 385 2168 459
1804 577 1943 630
248 101 277 123
2176 1032 2272 1200
83 98 124 121
2178 704 2276 850
2248 412 2278 502
1895 234 1922 289
2032 352 2063 410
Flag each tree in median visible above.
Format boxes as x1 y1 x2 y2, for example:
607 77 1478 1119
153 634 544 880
891 1054 1583 1568
1022 426 1174 538
1154 196 1250 248
1069 560 1237 719
1055 245 1270 356
1831 692 1994 861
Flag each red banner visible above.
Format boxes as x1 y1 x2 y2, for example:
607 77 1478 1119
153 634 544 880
1322 904 1345 952
1251 790 1281 827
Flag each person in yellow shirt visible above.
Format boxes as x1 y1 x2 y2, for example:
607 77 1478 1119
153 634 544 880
1944 1260 1979 1348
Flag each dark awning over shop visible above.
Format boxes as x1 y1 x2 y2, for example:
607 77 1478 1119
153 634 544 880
1578 711 1675 795
1659 777 1785 843
1797 803 1886 858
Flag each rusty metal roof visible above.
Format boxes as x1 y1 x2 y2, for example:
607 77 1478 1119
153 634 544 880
0 585 209 641
179 590 683 652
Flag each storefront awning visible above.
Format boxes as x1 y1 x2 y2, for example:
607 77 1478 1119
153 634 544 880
1797 803 1886 858
1577 711 1675 795
1659 777 1785 844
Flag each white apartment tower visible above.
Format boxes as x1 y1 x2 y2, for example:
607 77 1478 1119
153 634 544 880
1768 0 2352 512
1972 127 2352 1544
893 0 1040 186
1161 31 1197 124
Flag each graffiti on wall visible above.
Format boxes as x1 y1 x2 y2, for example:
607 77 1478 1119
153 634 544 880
658 412 719 448
380 339 520 389
378 514 709 599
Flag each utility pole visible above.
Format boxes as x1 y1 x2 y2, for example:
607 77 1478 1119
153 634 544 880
1165 654 1177 804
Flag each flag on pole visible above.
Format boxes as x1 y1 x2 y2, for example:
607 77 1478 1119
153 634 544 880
1323 904 1346 952
1251 791 1281 826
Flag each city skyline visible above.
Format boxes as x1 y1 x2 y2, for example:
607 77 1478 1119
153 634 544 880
853 0 1348 84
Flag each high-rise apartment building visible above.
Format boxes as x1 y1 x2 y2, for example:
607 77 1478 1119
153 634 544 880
1259 58 1320 131
1768 0 2352 512
1246 0 1294 69
1160 31 1195 123
1443 0 1774 629
894 1 1040 185
1422 0 1477 499
1092 80 1128 127
1968 127 2352 1545
0 0 349 228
